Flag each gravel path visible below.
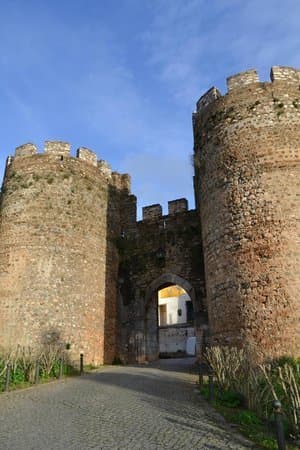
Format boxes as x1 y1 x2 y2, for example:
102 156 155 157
0 358 256 449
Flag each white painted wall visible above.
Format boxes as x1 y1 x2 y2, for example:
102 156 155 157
159 326 195 354
158 292 191 325
158 288 195 356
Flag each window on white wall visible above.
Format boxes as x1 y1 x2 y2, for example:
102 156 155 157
186 301 194 322
159 304 167 326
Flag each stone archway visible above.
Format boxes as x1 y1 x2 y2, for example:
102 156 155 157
144 273 197 362
145 273 196 306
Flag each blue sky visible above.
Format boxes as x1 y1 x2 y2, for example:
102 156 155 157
1 0 300 217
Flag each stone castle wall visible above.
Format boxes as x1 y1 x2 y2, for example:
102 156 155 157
0 141 131 365
117 200 206 363
0 65 299 366
193 66 300 358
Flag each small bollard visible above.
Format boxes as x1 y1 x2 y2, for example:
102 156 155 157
5 363 11 392
208 371 214 402
198 371 203 387
35 360 40 384
273 400 286 450
59 357 64 379
80 353 84 375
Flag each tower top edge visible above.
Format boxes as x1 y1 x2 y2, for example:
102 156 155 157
8 141 129 186
195 66 300 113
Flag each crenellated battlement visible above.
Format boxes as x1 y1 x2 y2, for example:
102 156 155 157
196 65 300 113
142 204 162 221
226 68 259 91
11 141 130 191
111 172 131 192
77 147 97 166
15 143 37 158
45 141 70 156
141 198 189 221
97 159 112 178
270 65 300 82
168 198 188 215
196 87 221 112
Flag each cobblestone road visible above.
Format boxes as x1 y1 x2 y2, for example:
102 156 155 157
0 358 255 449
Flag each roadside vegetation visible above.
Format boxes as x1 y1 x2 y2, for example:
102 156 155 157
0 344 79 391
200 346 300 449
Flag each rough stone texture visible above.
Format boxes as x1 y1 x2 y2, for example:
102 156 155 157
97 160 112 179
44 141 70 156
77 147 98 166
15 143 38 158
0 143 130 365
142 204 162 220
0 360 254 449
168 198 188 215
226 69 259 91
270 65 300 83
120 174 131 192
196 87 222 112
193 66 300 358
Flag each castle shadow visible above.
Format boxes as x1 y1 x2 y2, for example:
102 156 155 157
79 365 248 449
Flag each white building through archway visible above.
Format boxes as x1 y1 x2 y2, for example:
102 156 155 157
158 285 196 357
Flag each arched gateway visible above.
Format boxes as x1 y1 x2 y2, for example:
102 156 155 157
144 273 197 362
145 273 196 305
117 202 207 364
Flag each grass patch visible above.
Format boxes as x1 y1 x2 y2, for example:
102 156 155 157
199 383 298 449
112 356 124 365
0 362 82 393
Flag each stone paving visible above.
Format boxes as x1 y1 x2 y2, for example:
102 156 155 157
0 358 256 449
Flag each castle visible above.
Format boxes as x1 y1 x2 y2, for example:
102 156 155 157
0 66 299 365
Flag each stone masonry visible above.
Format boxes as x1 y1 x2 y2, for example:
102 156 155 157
0 65 299 365
193 66 300 358
0 142 130 365
117 200 206 363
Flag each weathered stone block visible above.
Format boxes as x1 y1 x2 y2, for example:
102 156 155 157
142 204 162 220
121 174 131 192
168 198 188 215
44 141 70 156
227 69 259 91
98 160 112 178
270 66 300 83
77 147 97 166
15 143 37 158
196 87 221 112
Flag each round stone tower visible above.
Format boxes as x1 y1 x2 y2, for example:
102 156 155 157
193 66 300 359
0 141 131 365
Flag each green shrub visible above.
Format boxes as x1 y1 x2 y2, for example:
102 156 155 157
112 356 123 365
217 389 243 408
233 410 262 426
204 346 300 440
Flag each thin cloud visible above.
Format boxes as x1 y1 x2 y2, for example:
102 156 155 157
122 149 194 218
0 1 300 213
142 0 300 104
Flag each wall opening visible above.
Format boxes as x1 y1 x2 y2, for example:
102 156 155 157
144 273 197 362
158 285 196 359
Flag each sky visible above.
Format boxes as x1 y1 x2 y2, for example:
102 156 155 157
1 0 300 217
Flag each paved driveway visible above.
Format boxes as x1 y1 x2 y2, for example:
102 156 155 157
0 358 255 449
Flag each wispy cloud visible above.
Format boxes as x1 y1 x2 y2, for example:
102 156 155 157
122 147 194 216
142 0 300 103
0 0 300 213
